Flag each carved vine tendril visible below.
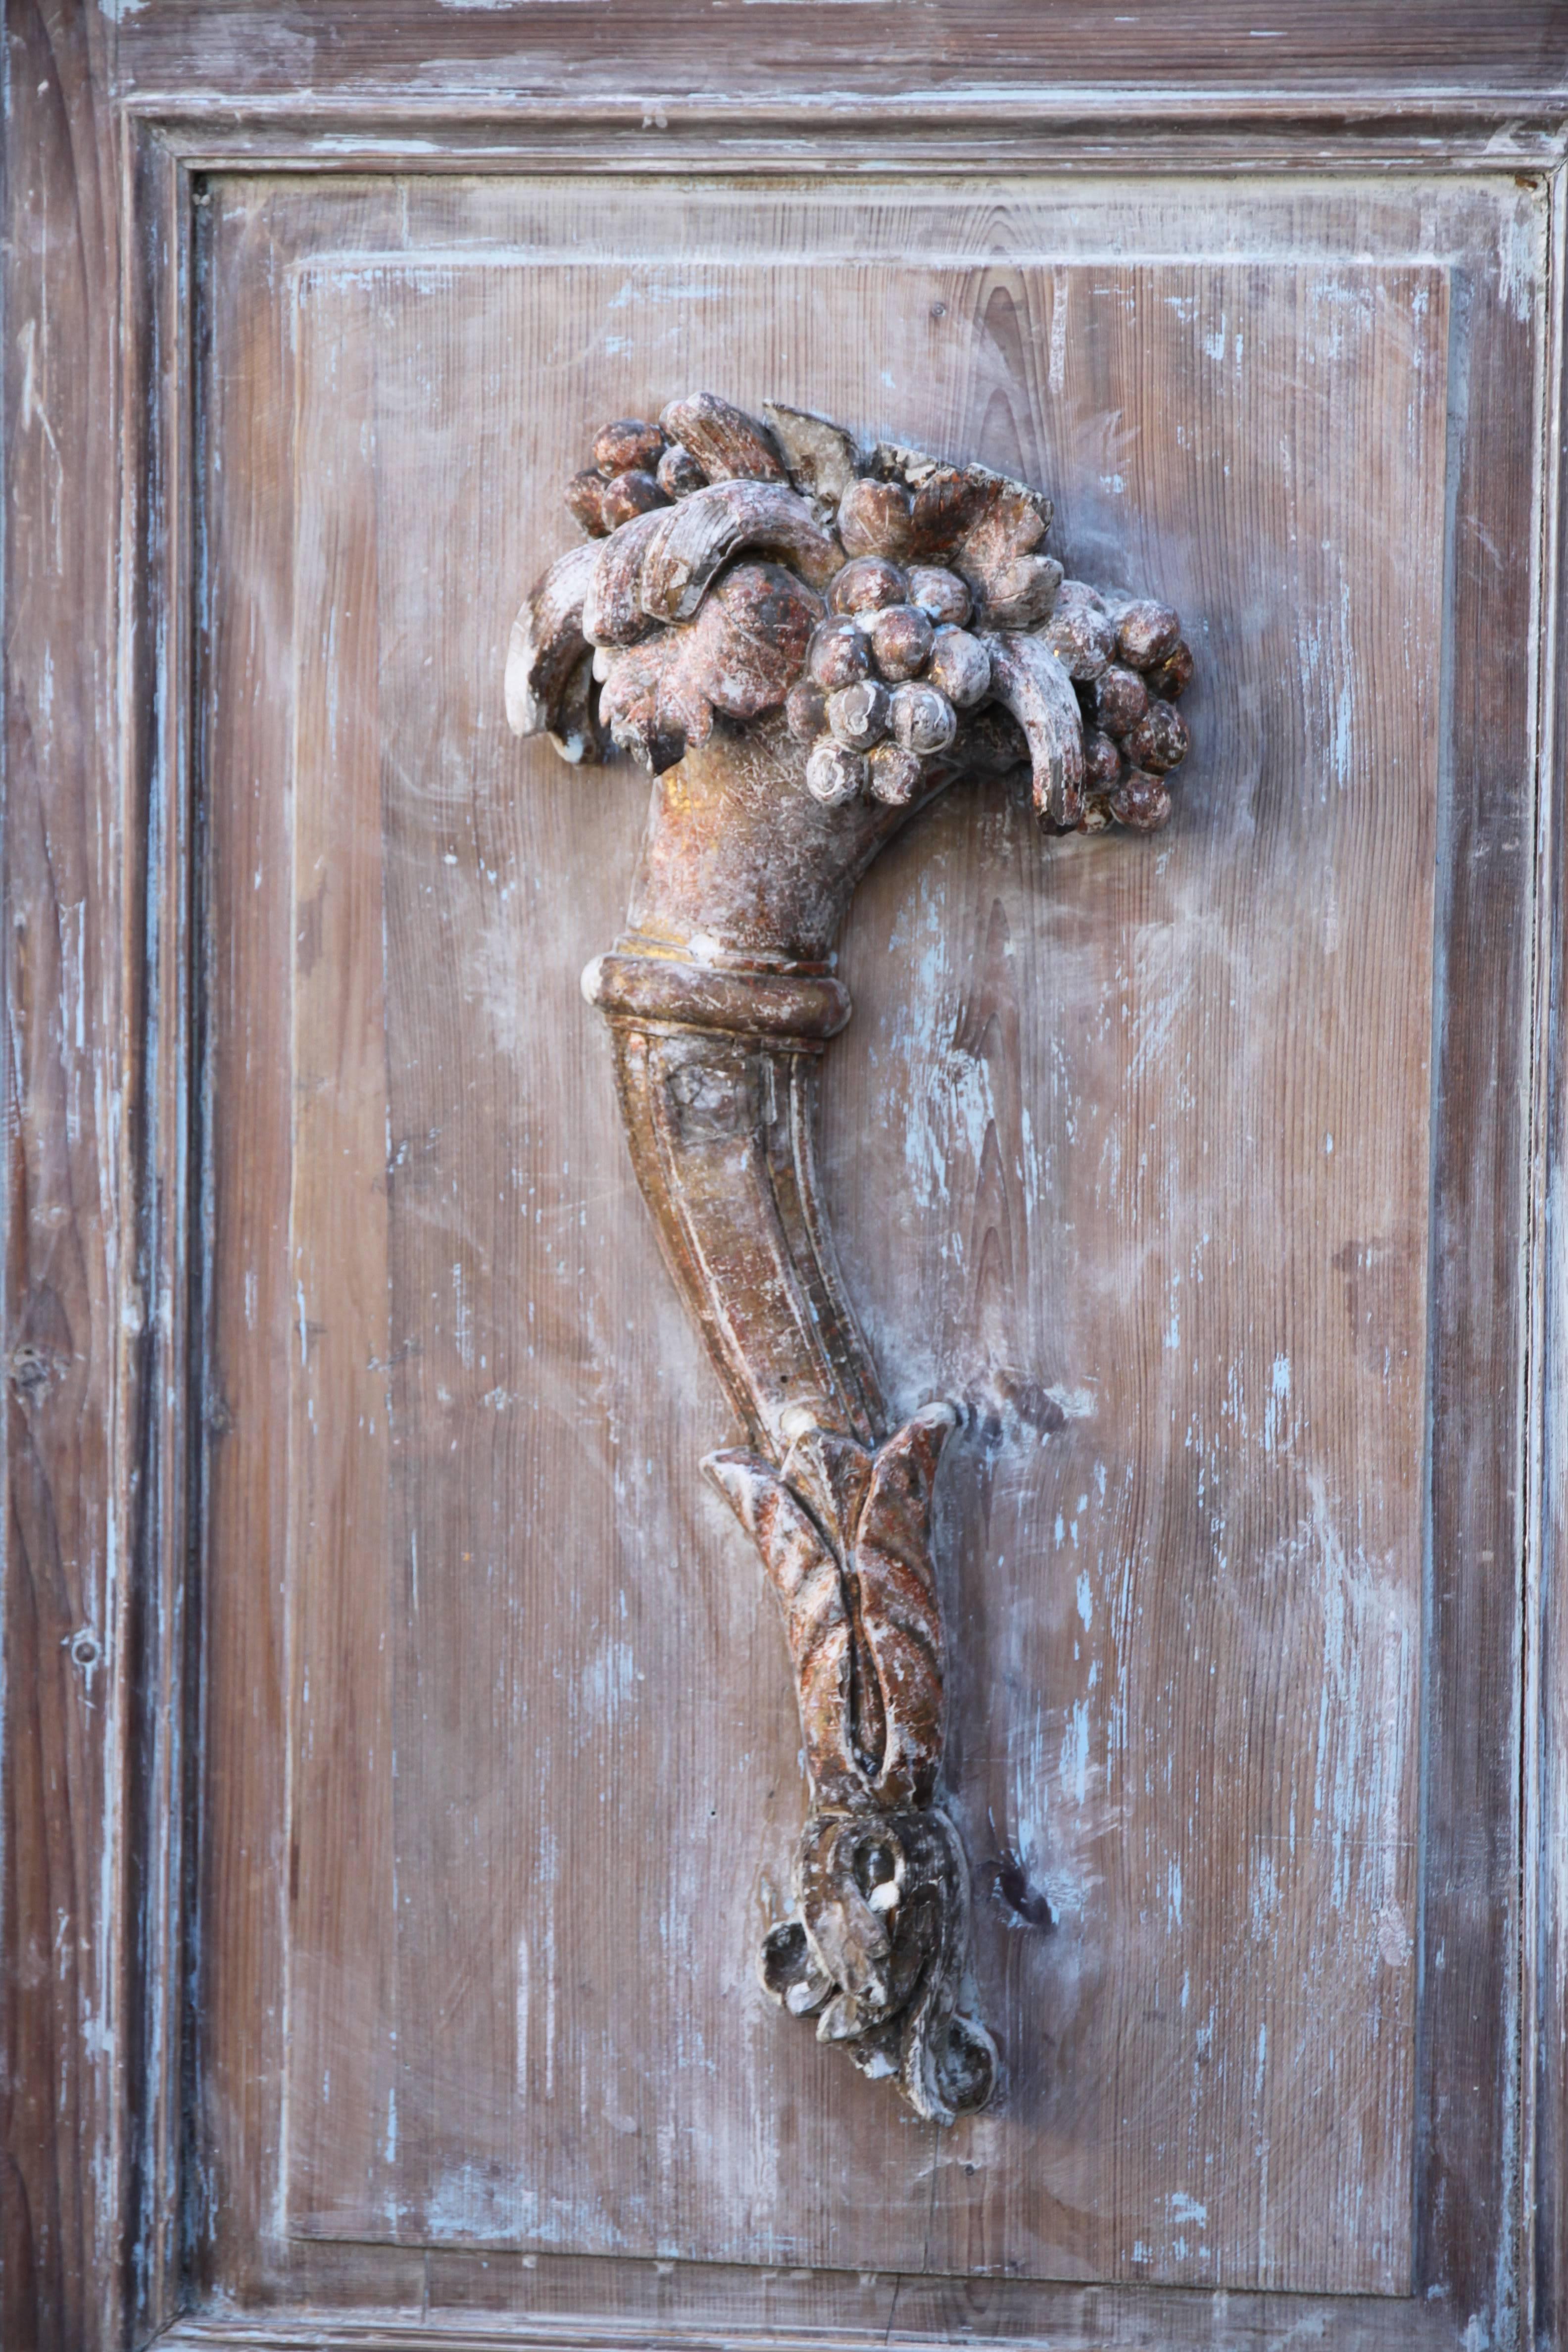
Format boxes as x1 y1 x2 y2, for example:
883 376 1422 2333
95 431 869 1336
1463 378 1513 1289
506 391 1196 2120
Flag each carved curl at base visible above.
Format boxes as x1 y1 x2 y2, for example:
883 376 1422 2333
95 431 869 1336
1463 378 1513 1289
761 1809 997 2124
706 1404 995 2118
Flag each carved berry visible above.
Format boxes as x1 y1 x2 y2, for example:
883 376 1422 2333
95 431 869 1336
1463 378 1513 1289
974 553 1062 630
656 442 707 500
1081 727 1123 791
836 477 916 562
1124 699 1190 774
565 468 612 536
785 681 828 741
889 682 956 756
927 626 990 708
1110 769 1172 832
827 678 892 749
1092 663 1150 739
867 743 923 805
593 418 665 477
600 469 669 529
1043 580 1116 679
808 617 872 692
806 739 866 804
1145 638 1195 700
1116 597 1182 670
906 566 972 626
868 604 934 682
829 557 908 618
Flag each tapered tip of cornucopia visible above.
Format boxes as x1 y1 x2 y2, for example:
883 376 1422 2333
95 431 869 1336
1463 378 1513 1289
506 391 1194 835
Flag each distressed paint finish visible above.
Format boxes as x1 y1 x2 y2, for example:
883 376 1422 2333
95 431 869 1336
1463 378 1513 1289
5 12 1563 2346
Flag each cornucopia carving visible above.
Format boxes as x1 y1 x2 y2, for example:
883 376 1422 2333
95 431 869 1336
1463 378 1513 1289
507 391 1195 2119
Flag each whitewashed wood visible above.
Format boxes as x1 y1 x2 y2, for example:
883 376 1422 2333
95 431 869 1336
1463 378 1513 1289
3 16 1556 2337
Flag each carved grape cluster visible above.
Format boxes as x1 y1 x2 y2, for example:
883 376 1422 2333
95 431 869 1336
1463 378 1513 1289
786 557 990 809
1044 586 1194 833
507 391 1195 835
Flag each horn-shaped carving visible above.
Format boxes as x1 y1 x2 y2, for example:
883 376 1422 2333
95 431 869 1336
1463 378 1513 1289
506 394 1198 2116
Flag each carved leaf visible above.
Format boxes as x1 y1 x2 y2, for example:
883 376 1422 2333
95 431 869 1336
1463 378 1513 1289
981 630 1087 828
637 481 840 622
581 506 669 647
851 1402 958 1806
761 401 861 514
703 1449 863 1806
503 540 598 740
659 391 786 484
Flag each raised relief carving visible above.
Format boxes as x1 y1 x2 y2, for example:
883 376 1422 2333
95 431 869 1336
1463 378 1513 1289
507 394 1195 2120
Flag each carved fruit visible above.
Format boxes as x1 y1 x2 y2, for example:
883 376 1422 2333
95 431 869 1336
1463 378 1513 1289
889 682 956 756
600 469 669 529
1115 597 1182 669
1124 699 1190 775
806 740 866 804
659 391 785 483
827 678 892 749
867 743 923 805
1110 769 1173 831
1145 638 1195 699
593 417 665 476
1092 663 1150 738
785 681 828 741
1081 726 1123 791
638 480 839 620
565 468 612 536
906 565 972 626
829 556 908 617
868 604 934 682
927 625 990 708
808 616 873 692
971 552 1063 630
581 507 670 647
1044 580 1116 679
656 442 707 500
837 477 917 562
687 561 822 720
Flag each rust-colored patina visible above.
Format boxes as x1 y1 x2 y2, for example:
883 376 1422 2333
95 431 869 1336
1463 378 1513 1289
507 392 1195 2119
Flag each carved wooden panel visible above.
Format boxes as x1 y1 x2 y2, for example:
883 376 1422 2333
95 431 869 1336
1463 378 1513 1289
183 164 1522 2331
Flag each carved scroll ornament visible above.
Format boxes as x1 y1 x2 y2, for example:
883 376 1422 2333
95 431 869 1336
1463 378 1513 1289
506 392 1195 2121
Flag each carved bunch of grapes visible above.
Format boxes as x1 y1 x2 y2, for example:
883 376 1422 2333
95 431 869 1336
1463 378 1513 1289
509 391 1194 834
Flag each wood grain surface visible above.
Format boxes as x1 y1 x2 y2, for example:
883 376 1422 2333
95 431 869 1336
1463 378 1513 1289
107 1 1568 107
2 9 138 2348
3 11 1561 2348
193 171 1489 2304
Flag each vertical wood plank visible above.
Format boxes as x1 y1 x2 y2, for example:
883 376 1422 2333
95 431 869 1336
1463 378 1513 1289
0 8 135 2347
1415 232 1543 2331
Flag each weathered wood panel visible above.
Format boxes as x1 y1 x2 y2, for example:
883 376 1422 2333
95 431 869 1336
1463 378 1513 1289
190 173 1505 2306
1 33 1546 2343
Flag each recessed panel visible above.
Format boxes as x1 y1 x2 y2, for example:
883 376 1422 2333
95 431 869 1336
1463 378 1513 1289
273 217 1444 2294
